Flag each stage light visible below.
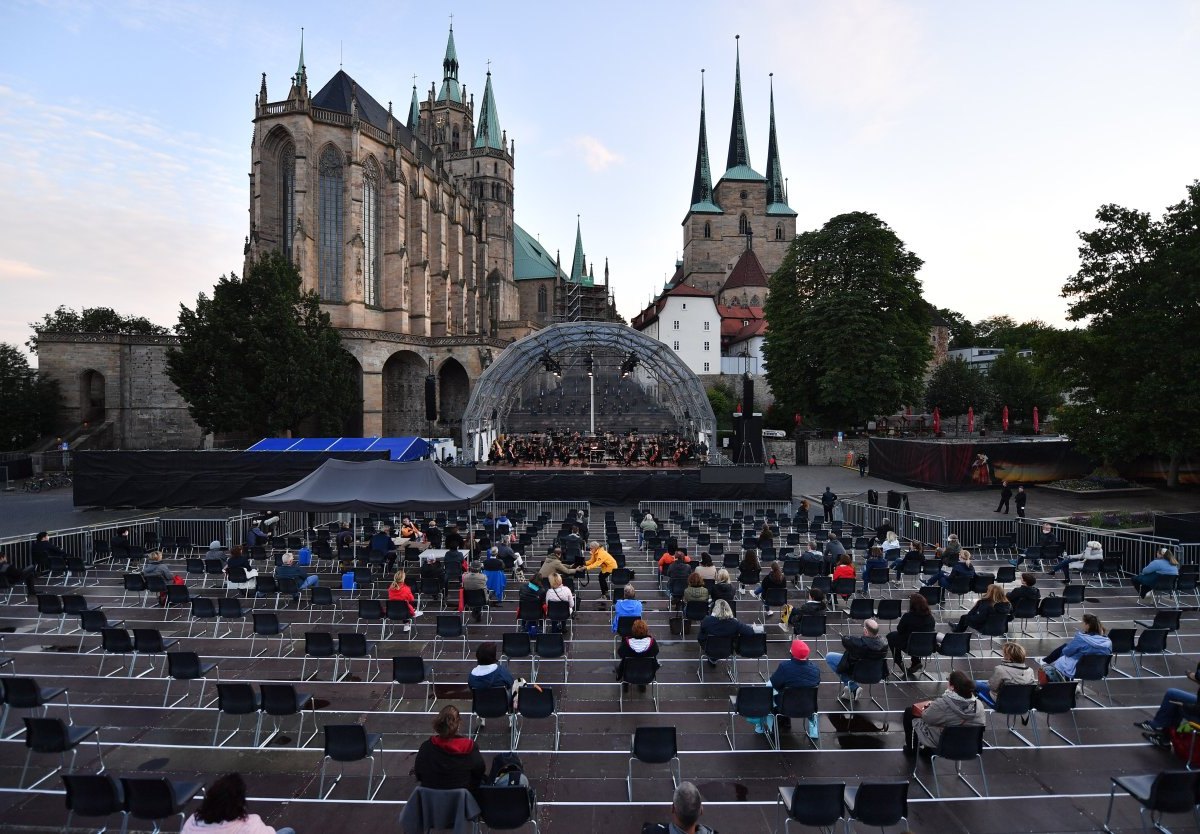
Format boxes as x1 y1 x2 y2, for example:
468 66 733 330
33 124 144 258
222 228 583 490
540 350 561 377
586 352 594 378
620 351 638 378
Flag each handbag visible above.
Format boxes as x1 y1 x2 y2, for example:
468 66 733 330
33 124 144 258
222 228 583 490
668 616 684 637
779 603 793 625
911 699 933 718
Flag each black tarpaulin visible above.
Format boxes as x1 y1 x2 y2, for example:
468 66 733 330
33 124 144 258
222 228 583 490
241 458 493 512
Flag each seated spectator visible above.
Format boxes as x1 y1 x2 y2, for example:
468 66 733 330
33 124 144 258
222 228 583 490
615 618 660 688
753 561 786 616
784 586 828 633
826 618 887 700
925 549 975 589
181 772 294 834
1006 572 1040 609
952 583 1011 633
424 520 443 549
204 540 225 561
683 571 710 606
1049 540 1103 582
412 705 485 795
800 541 827 574
737 549 761 593
444 525 464 552
887 593 936 677
545 572 575 623
273 553 318 600
880 531 902 561
861 546 889 594
612 584 643 631
667 552 694 604
831 554 856 600
482 549 508 604
1040 614 1112 682
975 641 1036 706
335 523 354 557
467 641 515 697
495 535 518 571
400 517 421 541
143 550 177 584
460 562 488 622
892 542 924 580
756 527 774 551
388 570 418 625
697 599 756 661
710 570 736 605
823 532 847 561
667 782 715 834
420 554 448 595
369 527 396 570
939 533 962 565
692 553 717 582
1132 548 1180 599
902 670 987 755
1010 523 1059 568
770 639 822 739
1136 669 1200 749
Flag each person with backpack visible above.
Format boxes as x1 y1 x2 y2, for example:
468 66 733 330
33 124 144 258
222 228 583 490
412 705 485 794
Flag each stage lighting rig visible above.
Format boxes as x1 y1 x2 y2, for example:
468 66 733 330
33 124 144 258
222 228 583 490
540 350 561 377
620 351 639 378
586 352 595 378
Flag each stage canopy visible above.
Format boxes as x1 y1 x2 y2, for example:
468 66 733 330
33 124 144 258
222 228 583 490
241 458 493 512
247 437 432 462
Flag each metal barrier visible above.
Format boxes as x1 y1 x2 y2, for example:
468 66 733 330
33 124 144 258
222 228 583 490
1015 518 1179 575
945 519 1019 551
156 518 233 554
496 501 590 523
0 517 159 571
637 501 794 524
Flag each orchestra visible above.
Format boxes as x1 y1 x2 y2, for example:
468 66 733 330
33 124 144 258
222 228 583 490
484 431 708 468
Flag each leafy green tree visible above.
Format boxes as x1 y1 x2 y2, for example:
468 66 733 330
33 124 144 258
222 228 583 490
27 306 168 353
924 357 994 430
0 344 60 451
1061 182 1200 486
973 315 1059 350
706 381 736 433
167 251 359 438
763 212 932 428
935 306 976 350
986 350 1063 428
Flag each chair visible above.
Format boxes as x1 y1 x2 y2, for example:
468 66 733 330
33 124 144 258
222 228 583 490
463 588 493 626
994 565 1016 585
876 598 902 625
131 628 178 678
1074 653 1114 706
97 628 136 678
1134 609 1185 655
203 557 225 586
302 632 337 681
476 784 541 833
187 597 224 638
698 635 736 682
502 631 534 674
777 782 845 833
545 600 571 635
337 631 381 682
796 614 828 657
250 612 292 657
1033 681 1080 744
1109 628 1137 678
619 655 660 711
947 575 973 608
845 655 890 724
725 686 774 749
172 536 192 557
844 781 909 831
1133 628 1170 677
320 723 386 799
389 655 436 712
974 612 1010 656
513 684 560 751
400 786 481 834
988 682 1039 747
682 600 709 632
254 574 280 607
774 686 821 751
532 633 567 683
1036 596 1067 638
866 566 892 597
433 614 468 659
35 594 65 633
186 558 206 585
20 717 103 789
308 585 339 622
1101 770 1200 834
899 631 938 681
469 686 513 739
1147 574 1180 608
418 576 445 610
934 631 972 678
163 583 191 616
627 726 680 800
77 609 124 653
918 584 943 611
734 632 769 683
848 597 875 623
832 577 856 602
1060 583 1086 615
257 683 314 748
62 773 126 833
217 596 249 637
213 682 261 745
163 651 217 708
120 777 204 834
1010 597 1039 636
912 724 989 798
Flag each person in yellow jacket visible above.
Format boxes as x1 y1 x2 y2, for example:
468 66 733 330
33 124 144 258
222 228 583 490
584 540 617 600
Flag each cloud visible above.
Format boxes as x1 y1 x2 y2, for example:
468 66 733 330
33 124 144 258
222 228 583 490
0 258 48 281
572 135 623 172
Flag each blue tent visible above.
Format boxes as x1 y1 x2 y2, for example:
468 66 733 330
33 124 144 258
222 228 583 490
247 437 433 462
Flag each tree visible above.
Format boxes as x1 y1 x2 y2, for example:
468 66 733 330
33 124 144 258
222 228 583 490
986 350 1062 427
1060 182 1200 486
763 212 933 427
167 251 360 438
935 306 976 350
27 306 168 353
706 381 736 434
923 357 994 429
0 344 60 451
973 315 1058 350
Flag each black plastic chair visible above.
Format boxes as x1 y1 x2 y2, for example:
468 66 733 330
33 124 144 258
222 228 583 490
212 682 260 746
774 686 820 750
469 685 513 739
389 655 435 712
218 596 250 637
912 724 988 797
120 776 204 834
97 628 135 678
990 682 1039 746
356 599 385 639
187 597 223 638
734 632 769 683
257 683 314 748
934 631 972 678
698 635 736 682
627 726 680 801
62 773 125 832
433 614 468 659
533 633 567 683
337 631 381 682
1133 628 1170 677
777 782 844 832
614 615 639 658
502 631 534 673
163 651 217 708
308 585 339 622
513 683 559 751
796 614 828 656
131 628 178 678
726 686 774 749
77 609 124 653
1134 609 1185 655
21 717 103 789
320 723 386 799
463 588 492 626
1102 770 1200 834
1033 681 1080 744
1075 653 1114 706
876 598 902 625
477 784 541 833
844 781 909 831
846 656 891 722
848 597 875 623
1011 597 1039 636
250 612 292 657
619 655 660 711
35 594 65 633
1109 628 1137 678
302 632 337 681
1036 596 1067 638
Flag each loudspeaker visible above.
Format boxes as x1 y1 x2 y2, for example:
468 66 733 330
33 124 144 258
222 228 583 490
424 375 437 421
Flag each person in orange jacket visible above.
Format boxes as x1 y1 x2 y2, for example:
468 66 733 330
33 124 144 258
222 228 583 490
584 540 617 600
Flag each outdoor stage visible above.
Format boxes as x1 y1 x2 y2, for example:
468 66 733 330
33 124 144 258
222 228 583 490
449 464 792 505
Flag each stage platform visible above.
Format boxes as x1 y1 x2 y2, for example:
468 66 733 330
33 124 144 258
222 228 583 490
450 465 792 505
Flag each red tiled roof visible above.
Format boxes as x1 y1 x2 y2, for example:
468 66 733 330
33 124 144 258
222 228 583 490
665 282 712 298
728 318 768 345
721 248 769 292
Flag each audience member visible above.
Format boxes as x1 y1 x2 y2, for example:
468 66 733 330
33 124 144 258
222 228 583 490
412 705 486 795
693 553 717 582
975 642 1036 706
826 618 887 701
1040 614 1112 682
668 782 715 834
862 546 889 594
615 618 660 688
1006 573 1040 609
584 541 617 600
612 584 643 631
902 670 986 755
1137 669 1200 749
467 642 516 698
710 570 736 605
770 639 822 739
952 583 1011 633
683 571 710 605
1132 548 1180 599
274 553 318 600
204 540 225 561
181 772 294 834
887 593 937 677
1011 523 1059 569
697 599 755 661
1049 540 1104 583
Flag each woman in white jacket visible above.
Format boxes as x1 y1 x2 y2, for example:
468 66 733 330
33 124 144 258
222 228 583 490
1048 540 1103 582
182 773 294 834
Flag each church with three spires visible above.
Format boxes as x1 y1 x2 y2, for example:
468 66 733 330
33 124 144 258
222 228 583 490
633 37 795 386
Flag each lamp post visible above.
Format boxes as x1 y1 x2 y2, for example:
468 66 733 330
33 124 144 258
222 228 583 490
586 352 595 437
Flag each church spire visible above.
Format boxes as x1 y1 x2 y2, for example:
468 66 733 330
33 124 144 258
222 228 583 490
296 27 306 82
569 217 586 284
723 36 763 181
688 70 720 213
765 73 793 213
437 24 462 102
407 82 420 133
474 69 503 149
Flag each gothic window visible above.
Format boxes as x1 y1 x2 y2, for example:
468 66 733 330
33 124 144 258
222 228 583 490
452 127 460 150
493 162 498 175
475 161 480 173
537 285 547 313
279 142 295 262
318 146 345 301
751 295 760 305
363 160 381 307
703 221 711 239
739 213 751 236
775 223 783 241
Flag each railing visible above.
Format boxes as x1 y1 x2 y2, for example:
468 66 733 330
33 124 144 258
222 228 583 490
0 517 159 570
495 501 590 523
637 501 794 524
1015 517 1180 575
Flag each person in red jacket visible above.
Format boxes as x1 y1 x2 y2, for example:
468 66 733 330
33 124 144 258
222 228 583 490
413 705 485 795
387 570 418 630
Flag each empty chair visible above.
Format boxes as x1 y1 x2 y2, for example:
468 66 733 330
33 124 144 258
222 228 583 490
1033 681 1081 744
899 632 938 681
848 597 875 623
532 633 567 683
121 776 204 834
320 723 386 800
257 683 314 748
308 585 339 623
502 631 534 672
97 629 136 678
934 631 972 678
795 614 828 656
433 615 468 660
1101 769 1200 834
734 632 769 683
774 687 821 751
1134 609 1185 655
777 782 845 833
131 628 178 678
627 726 680 801
21 717 103 789
476 784 541 833
0 678 71 739
1036 596 1067 637
844 781 910 832
302 632 337 681
337 632 381 682
1074 653 1114 706
250 612 292 657
212 682 260 746
1133 628 1170 677
35 594 65 633
469 686 513 740
77 609 124 653
911 724 989 798
188 597 224 638
512 684 560 751
389 656 435 712
726 686 774 749
61 773 126 833
217 596 250 637
163 651 218 708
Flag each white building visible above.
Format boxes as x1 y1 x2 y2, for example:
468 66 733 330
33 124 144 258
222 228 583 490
948 347 1033 374
631 282 722 375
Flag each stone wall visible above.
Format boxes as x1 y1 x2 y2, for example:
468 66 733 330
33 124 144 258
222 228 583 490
803 438 868 466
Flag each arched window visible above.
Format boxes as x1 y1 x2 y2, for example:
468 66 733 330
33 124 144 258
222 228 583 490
750 294 760 306
318 146 345 301
363 160 381 307
775 223 783 241
739 213 751 236
537 285 547 314
703 221 711 239
452 127 460 150
279 142 295 262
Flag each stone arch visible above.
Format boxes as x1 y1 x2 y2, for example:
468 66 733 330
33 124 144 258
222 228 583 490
80 369 106 424
382 349 428 436
438 358 470 431
343 353 365 437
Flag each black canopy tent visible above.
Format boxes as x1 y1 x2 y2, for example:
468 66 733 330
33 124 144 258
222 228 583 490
242 459 496 550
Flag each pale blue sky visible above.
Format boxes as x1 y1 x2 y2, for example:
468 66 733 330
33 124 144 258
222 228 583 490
2 0 1198 354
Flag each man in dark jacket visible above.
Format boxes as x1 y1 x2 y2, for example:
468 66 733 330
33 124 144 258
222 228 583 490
995 480 1013 513
826 619 887 700
467 642 516 698
1015 485 1028 518
274 553 318 600
821 487 837 521
1006 573 1040 609
770 639 823 737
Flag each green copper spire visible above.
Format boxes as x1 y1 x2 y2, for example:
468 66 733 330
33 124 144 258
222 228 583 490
764 73 794 214
407 83 420 133
689 70 720 214
723 35 764 181
297 27 305 79
569 217 587 284
474 70 503 150
437 25 462 103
